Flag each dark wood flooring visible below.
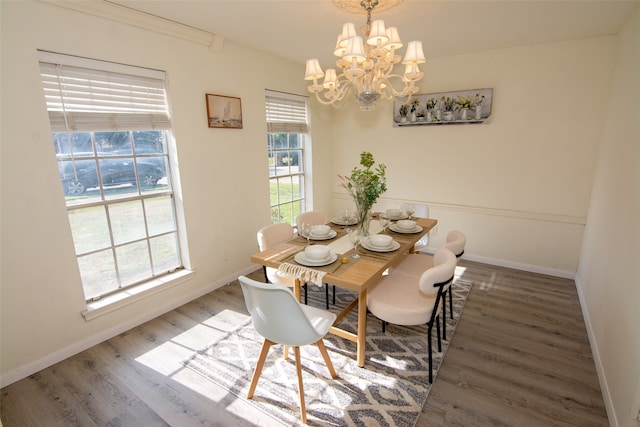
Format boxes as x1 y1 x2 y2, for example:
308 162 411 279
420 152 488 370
0 260 608 426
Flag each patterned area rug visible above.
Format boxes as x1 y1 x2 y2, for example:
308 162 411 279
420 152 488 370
182 278 473 426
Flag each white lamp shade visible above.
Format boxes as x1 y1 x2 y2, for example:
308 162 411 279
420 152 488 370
385 27 403 50
323 69 338 88
367 20 389 46
340 23 358 48
305 59 324 80
402 41 426 64
334 35 346 57
343 36 366 62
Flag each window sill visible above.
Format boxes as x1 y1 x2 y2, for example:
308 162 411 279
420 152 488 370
81 269 194 322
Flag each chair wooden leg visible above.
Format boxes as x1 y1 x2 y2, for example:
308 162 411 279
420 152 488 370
293 346 307 424
247 339 274 399
316 339 338 379
303 284 308 305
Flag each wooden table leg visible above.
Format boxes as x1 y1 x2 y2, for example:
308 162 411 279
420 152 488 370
294 279 301 301
356 288 367 367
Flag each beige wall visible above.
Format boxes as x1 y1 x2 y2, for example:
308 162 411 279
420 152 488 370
2 1 638 424
327 36 617 277
0 1 333 384
577 6 640 426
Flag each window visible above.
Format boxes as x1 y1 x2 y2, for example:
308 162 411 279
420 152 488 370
39 51 182 301
265 90 310 224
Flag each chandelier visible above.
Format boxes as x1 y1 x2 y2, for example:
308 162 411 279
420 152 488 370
304 0 425 111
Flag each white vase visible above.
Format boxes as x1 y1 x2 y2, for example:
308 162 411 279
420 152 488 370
444 111 453 121
410 112 416 123
475 105 483 120
460 108 469 120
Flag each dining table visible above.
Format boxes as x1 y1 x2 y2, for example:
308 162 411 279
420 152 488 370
250 214 437 367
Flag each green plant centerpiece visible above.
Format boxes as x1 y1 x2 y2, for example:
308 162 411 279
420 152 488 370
338 151 387 236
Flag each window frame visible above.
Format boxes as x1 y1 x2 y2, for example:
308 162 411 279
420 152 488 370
265 90 311 225
39 51 185 303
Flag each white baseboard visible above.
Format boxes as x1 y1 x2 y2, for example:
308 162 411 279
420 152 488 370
419 249 576 280
0 265 259 388
574 276 617 427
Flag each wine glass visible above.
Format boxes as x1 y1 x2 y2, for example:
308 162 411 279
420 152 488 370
344 209 356 232
349 229 362 259
379 213 390 232
340 208 351 230
301 221 313 246
406 203 415 220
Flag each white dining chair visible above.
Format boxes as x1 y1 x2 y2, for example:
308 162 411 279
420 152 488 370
294 211 335 308
295 210 328 235
367 248 457 383
400 202 430 251
238 275 338 424
257 222 308 304
392 230 467 340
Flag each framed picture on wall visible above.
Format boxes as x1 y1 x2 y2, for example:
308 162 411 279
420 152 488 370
206 94 243 129
393 88 493 126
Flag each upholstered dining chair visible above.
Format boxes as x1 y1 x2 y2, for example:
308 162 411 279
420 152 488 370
392 230 467 341
400 202 430 252
367 248 457 383
295 210 328 235
294 210 335 308
238 275 338 424
257 222 308 304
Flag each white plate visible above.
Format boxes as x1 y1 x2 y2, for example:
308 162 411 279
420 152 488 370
294 251 338 267
387 214 408 220
361 238 400 252
308 230 337 240
389 224 424 234
331 217 358 226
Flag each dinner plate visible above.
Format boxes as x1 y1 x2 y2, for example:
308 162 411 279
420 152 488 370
387 214 408 220
331 217 358 226
389 224 424 234
361 238 400 252
309 230 338 240
294 252 338 267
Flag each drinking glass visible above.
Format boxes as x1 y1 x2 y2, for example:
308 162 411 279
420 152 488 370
344 210 356 232
301 221 313 246
349 229 362 259
406 203 415 220
340 208 351 230
379 213 390 232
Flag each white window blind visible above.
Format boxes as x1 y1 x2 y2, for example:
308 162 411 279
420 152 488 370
38 51 171 132
265 90 308 133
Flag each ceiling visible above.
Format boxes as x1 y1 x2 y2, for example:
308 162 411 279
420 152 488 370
108 0 638 68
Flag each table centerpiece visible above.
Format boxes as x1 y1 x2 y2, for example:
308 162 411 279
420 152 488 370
338 151 387 236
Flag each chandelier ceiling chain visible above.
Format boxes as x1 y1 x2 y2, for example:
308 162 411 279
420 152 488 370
305 0 425 111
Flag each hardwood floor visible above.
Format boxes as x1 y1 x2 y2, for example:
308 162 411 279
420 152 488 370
0 260 608 426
